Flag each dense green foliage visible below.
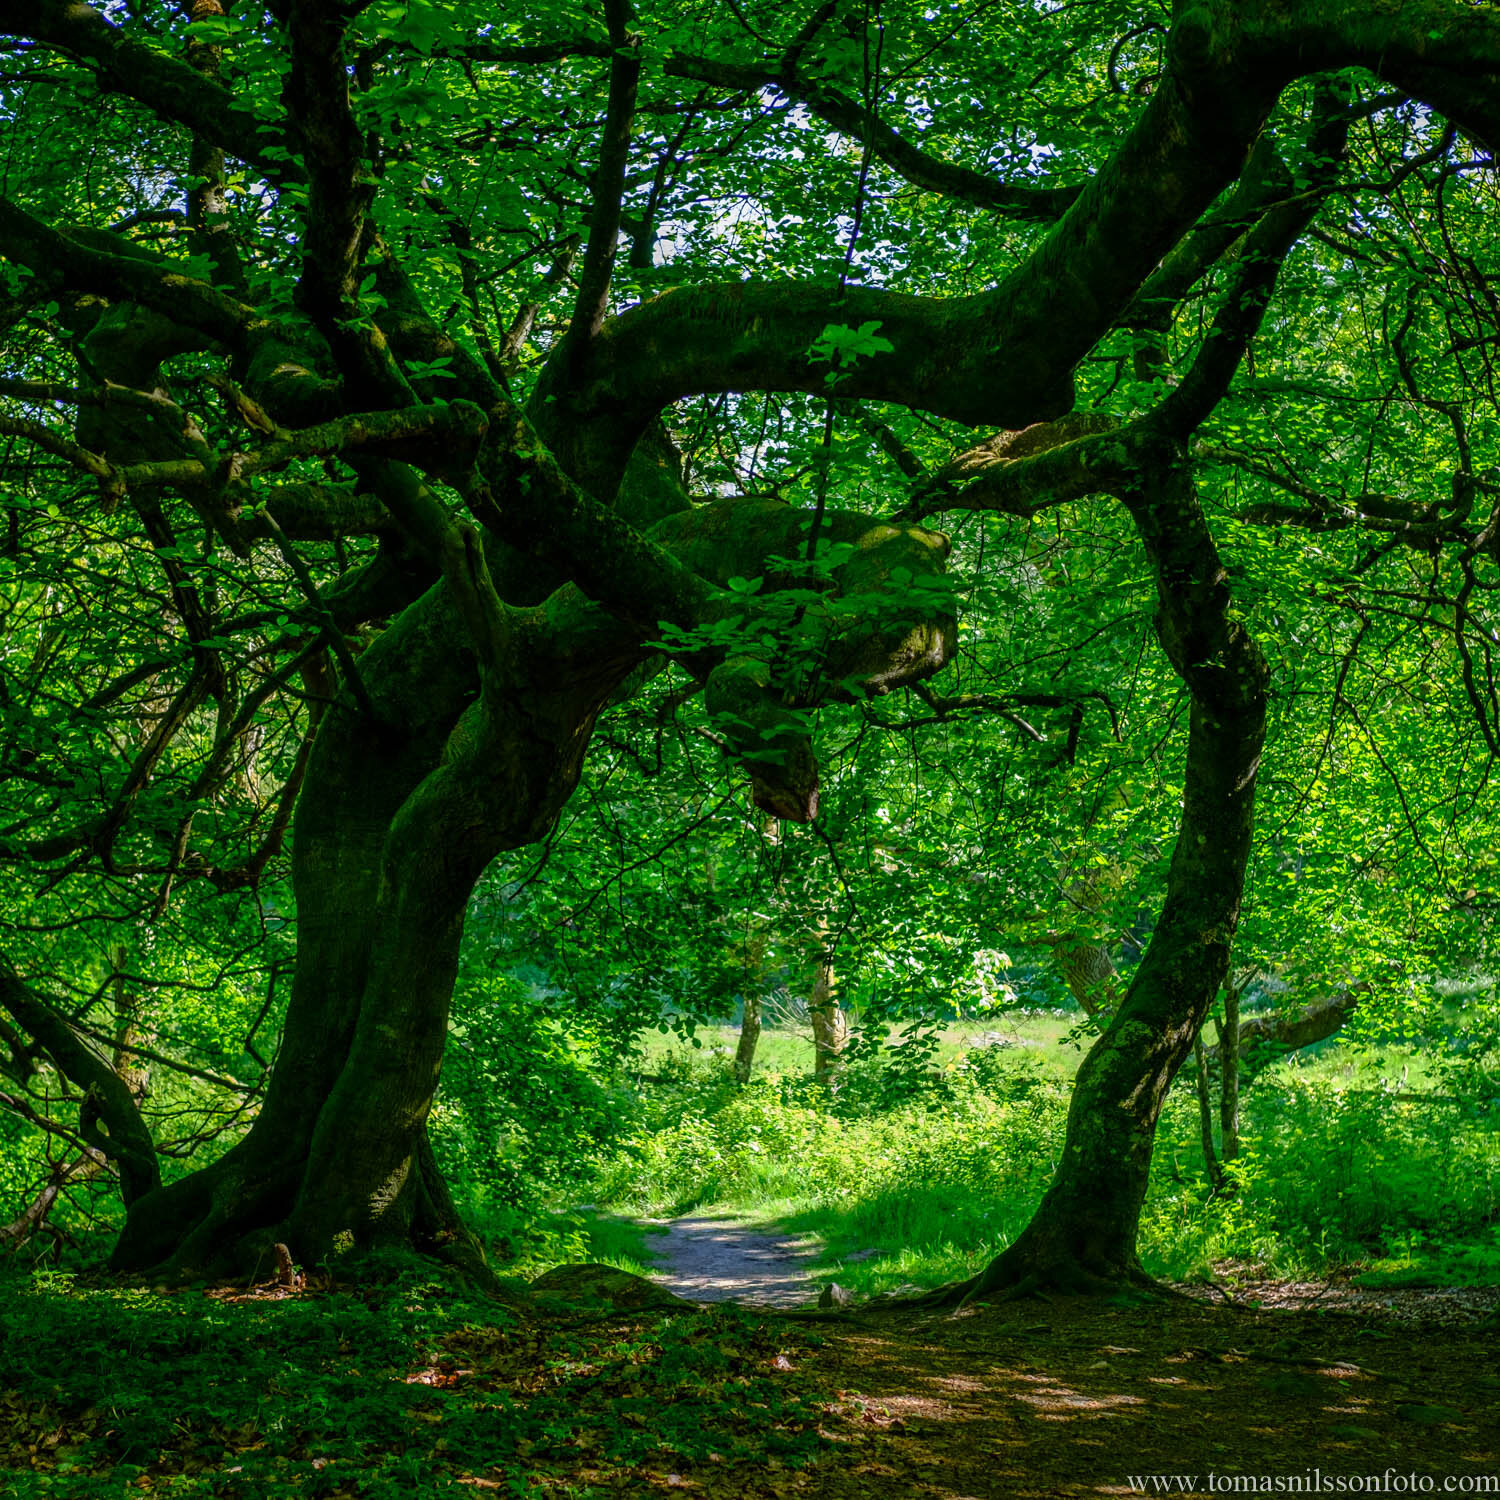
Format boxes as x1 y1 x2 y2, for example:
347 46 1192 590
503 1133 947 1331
1 0 1499 1309
613 1036 1500 1284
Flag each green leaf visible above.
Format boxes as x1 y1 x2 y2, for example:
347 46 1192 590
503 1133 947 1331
808 321 895 370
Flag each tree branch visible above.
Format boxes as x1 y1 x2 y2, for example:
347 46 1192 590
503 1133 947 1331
6 0 301 182
0 200 253 348
899 413 1123 521
666 50 1082 221
1153 89 1350 437
0 954 159 1205
539 46 1282 483
564 0 641 351
284 0 375 332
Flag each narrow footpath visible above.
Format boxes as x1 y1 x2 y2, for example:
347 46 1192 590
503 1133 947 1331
646 1214 820 1306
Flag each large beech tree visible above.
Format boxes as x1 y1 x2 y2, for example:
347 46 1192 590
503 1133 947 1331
0 0 1497 1290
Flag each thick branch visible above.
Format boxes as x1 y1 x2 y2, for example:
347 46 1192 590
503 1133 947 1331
471 408 715 636
1155 93 1349 436
565 0 641 349
541 43 1280 483
0 401 487 502
0 199 254 348
1205 988 1364 1083
358 459 514 676
285 0 374 328
239 484 394 541
1238 0 1500 155
1116 133 1291 367
900 413 1123 521
0 955 159 1205
6 0 300 182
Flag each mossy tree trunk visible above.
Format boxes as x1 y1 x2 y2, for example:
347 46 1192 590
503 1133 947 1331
11 0 1480 1296
108 494 956 1280
940 447 1269 1299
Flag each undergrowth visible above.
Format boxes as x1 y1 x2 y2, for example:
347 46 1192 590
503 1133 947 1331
579 1043 1500 1296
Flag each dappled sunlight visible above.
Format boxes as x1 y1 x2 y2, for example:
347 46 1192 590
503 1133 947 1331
648 1215 821 1306
791 1294 1498 1499
3 1233 1496 1495
1010 1370 1148 1417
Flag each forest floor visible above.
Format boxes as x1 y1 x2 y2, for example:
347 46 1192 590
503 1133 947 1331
620 1216 1500 1498
750 1288 1500 1500
3 1252 1497 1498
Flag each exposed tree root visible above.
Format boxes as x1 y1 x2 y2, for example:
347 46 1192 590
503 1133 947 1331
909 1250 1176 1312
772 1306 868 1325
111 1134 522 1301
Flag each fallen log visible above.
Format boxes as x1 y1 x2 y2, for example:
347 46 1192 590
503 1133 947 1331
1206 986 1367 1083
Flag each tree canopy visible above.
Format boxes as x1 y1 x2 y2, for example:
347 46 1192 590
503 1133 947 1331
1 0 1498 1292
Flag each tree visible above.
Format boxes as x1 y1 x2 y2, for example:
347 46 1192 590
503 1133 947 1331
0 0 1496 1292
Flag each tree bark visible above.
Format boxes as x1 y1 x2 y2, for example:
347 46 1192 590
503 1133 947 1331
1207 987 1363 1085
1193 1032 1224 1194
936 445 1268 1300
809 952 847 1085
1051 935 1118 1022
1219 979 1242 1165
109 502 956 1279
733 994 762 1085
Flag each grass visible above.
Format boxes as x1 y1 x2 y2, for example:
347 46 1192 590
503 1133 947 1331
559 1208 668 1277
640 1009 1084 1080
8 999 1495 1496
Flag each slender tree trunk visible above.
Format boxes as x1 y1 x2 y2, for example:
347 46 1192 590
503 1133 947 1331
733 994 762 1084
1193 1032 1223 1192
809 952 847 1084
1218 978 1241 1165
940 446 1268 1299
733 885 770 1084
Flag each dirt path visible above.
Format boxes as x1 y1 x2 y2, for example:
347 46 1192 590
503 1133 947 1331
645 1214 821 1306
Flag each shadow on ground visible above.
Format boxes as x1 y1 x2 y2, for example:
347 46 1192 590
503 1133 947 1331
774 1293 1499 1499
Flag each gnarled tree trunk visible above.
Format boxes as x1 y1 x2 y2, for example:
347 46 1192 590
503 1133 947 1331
941 446 1268 1299
108 495 956 1280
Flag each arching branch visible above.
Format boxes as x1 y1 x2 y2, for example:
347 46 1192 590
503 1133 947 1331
0 955 160 1206
665 51 1083 221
